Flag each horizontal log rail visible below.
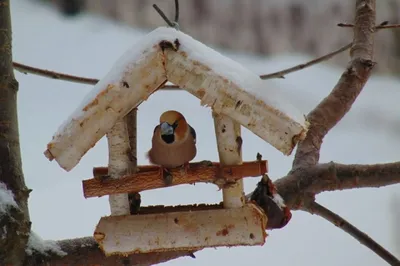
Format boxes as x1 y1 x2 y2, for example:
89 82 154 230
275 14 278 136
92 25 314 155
83 160 268 198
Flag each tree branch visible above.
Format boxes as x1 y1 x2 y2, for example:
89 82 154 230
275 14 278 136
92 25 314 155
25 236 195 266
0 1 32 264
14 40 351 87
302 201 400 266
292 0 376 169
260 43 352 79
13 62 99 85
273 161 400 209
13 61 180 90
338 22 400 29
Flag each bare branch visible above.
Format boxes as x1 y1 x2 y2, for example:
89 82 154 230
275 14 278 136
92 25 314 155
292 0 376 169
273 161 400 208
260 43 352 79
338 22 400 29
302 201 400 266
13 62 180 89
174 0 180 24
152 4 175 27
13 62 99 85
25 236 195 266
14 41 351 90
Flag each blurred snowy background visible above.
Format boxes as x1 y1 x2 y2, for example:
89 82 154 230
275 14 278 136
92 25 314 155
12 1 400 265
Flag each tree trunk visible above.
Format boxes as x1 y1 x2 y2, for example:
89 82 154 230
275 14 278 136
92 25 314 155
0 1 31 265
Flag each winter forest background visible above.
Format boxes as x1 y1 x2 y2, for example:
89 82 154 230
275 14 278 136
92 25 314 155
10 0 400 265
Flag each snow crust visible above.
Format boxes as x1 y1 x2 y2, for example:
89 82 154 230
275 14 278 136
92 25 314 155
26 231 67 257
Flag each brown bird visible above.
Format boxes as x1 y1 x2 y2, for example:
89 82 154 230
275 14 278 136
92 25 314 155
147 110 197 183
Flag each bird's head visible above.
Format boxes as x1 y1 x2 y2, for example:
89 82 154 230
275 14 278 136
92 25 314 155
158 110 188 144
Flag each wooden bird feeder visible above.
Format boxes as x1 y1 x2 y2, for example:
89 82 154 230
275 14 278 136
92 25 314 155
44 27 308 256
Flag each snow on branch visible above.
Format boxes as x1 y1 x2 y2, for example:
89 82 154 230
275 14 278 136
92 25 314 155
0 182 18 216
25 231 66 257
45 27 308 172
25 236 195 266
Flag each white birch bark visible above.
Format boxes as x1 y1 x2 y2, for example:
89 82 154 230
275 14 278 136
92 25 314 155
213 113 245 209
106 119 131 216
45 47 166 171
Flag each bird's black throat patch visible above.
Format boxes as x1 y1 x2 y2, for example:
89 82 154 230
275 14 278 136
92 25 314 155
161 134 175 144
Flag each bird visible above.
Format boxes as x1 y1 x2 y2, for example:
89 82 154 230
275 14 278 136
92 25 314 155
147 110 197 184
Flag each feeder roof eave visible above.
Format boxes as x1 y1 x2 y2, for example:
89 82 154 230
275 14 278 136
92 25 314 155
45 27 308 172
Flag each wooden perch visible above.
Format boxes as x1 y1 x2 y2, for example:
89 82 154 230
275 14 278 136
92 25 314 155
83 160 268 198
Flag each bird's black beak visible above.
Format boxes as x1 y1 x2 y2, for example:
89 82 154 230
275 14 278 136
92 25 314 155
160 122 174 136
160 122 175 144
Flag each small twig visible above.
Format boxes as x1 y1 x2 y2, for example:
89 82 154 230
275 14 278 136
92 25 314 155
337 22 355 28
303 201 400 266
153 0 180 29
174 0 179 24
13 61 180 90
338 21 400 30
152 4 174 27
13 62 98 85
15 42 350 87
260 43 352 79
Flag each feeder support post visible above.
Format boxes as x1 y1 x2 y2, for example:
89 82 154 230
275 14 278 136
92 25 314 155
213 112 245 208
106 118 132 215
126 108 140 214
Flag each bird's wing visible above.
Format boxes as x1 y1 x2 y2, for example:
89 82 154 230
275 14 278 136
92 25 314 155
189 124 196 144
153 124 160 135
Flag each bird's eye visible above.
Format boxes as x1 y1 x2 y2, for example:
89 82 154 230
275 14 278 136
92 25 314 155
172 121 178 129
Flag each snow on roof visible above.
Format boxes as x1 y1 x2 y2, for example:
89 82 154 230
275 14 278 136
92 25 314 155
46 26 307 171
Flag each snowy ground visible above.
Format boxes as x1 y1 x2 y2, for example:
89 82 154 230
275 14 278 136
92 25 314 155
11 1 400 266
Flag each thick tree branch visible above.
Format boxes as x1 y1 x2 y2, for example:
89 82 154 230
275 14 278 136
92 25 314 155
25 237 195 266
302 201 400 266
273 161 400 209
0 1 32 265
292 0 376 169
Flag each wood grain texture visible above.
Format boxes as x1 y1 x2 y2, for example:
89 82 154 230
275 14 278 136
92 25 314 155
83 160 268 198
